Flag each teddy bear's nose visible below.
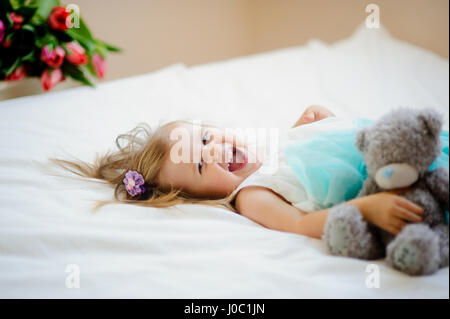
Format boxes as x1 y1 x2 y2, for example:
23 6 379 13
374 163 419 190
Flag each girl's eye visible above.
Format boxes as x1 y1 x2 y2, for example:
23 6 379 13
198 160 203 174
202 131 211 145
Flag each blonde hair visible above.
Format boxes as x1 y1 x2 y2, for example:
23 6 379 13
49 120 236 212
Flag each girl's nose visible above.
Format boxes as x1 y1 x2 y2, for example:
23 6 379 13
202 143 223 163
203 143 234 164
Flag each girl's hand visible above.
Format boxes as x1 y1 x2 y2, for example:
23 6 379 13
293 105 336 127
356 191 424 235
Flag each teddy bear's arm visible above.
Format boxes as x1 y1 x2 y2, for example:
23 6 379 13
358 176 381 197
424 166 449 211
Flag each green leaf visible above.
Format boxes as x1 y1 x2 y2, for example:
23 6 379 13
9 0 23 10
9 0 38 9
21 48 35 62
75 17 93 40
35 0 60 20
4 31 15 43
96 39 122 53
95 45 108 59
4 58 21 75
21 24 36 33
67 16 121 56
65 17 97 54
66 17 93 40
4 9 14 27
62 63 94 87
65 31 96 54
84 60 97 77
13 2 38 21
35 32 58 49
30 13 44 25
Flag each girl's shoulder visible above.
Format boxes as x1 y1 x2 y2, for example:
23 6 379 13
229 160 311 213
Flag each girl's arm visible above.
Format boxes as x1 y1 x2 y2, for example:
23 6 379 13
292 105 336 128
235 187 423 239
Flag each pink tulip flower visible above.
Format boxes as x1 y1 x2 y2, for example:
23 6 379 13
5 65 26 81
66 41 88 65
41 45 65 68
92 53 107 79
41 68 65 91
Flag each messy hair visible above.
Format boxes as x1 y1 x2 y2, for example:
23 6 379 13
48 120 236 212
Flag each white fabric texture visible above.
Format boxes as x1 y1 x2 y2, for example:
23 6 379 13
0 24 448 298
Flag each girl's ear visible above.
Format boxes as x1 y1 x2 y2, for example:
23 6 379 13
355 128 368 152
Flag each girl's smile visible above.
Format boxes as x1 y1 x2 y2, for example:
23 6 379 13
227 146 248 173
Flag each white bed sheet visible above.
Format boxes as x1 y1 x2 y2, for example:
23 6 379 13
0 24 448 298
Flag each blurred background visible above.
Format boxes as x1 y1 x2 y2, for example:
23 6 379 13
1 0 448 100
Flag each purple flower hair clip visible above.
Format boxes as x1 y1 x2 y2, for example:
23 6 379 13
123 170 147 197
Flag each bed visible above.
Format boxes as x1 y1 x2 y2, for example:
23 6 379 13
0 24 448 298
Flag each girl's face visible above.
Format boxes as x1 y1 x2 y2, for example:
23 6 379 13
158 123 262 198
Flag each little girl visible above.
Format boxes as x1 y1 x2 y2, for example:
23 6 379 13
52 105 423 240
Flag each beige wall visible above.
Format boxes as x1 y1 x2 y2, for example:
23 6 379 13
250 0 449 57
1 0 448 100
77 0 449 82
78 0 254 81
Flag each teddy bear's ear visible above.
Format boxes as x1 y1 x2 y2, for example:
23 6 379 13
355 128 368 152
418 108 443 138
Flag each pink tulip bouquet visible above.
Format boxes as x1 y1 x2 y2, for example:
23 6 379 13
0 0 120 91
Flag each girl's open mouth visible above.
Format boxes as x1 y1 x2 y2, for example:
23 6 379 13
227 147 248 173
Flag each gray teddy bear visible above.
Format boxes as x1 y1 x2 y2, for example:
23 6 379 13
323 107 449 276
